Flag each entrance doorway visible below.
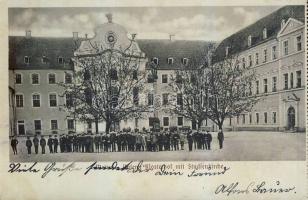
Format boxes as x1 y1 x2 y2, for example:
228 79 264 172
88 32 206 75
17 120 25 135
287 107 295 130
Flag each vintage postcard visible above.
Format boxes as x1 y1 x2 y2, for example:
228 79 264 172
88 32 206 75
0 0 306 199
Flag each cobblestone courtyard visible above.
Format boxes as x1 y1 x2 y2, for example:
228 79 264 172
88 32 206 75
9 131 305 162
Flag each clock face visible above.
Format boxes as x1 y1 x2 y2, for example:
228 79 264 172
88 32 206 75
107 35 114 43
105 31 117 44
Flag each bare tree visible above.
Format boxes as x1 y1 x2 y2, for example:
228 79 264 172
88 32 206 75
60 38 148 134
167 48 210 130
205 54 259 129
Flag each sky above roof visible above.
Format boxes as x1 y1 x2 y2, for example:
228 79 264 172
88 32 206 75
9 6 281 41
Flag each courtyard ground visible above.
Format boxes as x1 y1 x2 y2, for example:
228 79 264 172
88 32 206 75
9 131 305 162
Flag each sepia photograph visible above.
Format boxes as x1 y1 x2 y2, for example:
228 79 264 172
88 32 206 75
8 5 305 162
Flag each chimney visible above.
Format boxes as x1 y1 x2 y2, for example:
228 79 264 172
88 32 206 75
225 46 230 57
25 30 31 38
281 19 286 29
169 34 175 41
73 32 78 40
106 13 113 23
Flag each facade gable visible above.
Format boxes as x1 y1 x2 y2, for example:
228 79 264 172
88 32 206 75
278 18 304 37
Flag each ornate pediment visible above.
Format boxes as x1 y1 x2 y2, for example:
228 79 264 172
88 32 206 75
278 18 304 37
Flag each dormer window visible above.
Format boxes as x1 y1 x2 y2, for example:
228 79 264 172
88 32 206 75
167 57 173 65
281 19 286 29
24 56 30 64
42 56 48 64
182 58 188 65
263 28 267 39
225 46 230 57
152 57 159 65
248 35 252 47
58 57 64 64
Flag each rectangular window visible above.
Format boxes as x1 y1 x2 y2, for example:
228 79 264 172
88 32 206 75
296 35 302 51
263 79 268 93
34 120 41 130
284 73 288 90
263 49 267 63
15 74 22 84
31 74 39 84
163 117 169 126
256 80 259 94
283 40 288 55
133 87 139 105
16 94 23 107
162 93 168 105
272 46 277 60
248 82 252 96
58 57 64 64
248 55 252 67
272 77 277 92
148 93 154 106
162 74 168 83
17 120 25 135
32 94 40 107
66 94 73 107
264 112 268 124
42 56 48 64
167 58 173 65
67 119 74 130
296 70 301 88
51 120 58 130
242 57 246 68
49 94 57 107
147 74 154 83
24 56 30 64
242 114 245 124
272 112 277 124
256 113 259 124
290 73 294 88
177 117 183 126
48 74 56 84
255 53 259 65
177 93 183 106
65 73 72 84
133 70 138 80
249 114 252 124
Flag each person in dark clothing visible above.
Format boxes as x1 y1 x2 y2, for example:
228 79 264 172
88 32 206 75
26 137 32 154
217 129 224 149
53 135 59 153
187 131 193 151
47 135 53 153
40 136 46 154
33 135 39 154
206 131 212 150
11 136 18 155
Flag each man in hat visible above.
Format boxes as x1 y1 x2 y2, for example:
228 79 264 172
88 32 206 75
10 136 19 155
206 131 212 150
47 135 54 153
187 131 193 151
40 136 46 154
26 136 32 154
53 135 59 153
217 129 224 149
33 135 39 154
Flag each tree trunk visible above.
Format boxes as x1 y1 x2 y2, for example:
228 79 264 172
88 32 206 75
197 120 203 130
95 118 99 134
218 121 224 130
105 121 110 134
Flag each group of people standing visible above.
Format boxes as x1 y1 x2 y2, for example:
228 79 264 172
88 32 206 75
10 129 225 155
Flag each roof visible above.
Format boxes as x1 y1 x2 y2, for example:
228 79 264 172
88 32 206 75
9 36 214 70
213 5 305 63
137 39 215 70
9 36 82 70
